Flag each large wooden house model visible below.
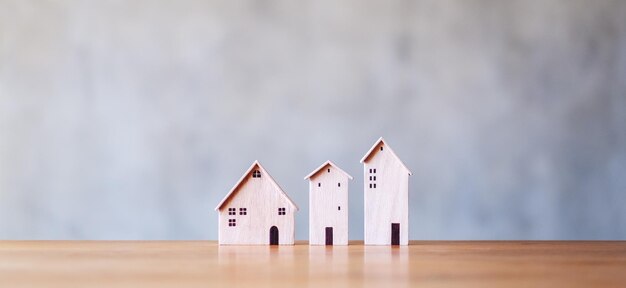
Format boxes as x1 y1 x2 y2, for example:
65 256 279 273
304 161 353 245
215 161 298 245
361 137 412 245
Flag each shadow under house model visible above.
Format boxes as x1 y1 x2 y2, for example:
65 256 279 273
215 161 298 245
305 161 353 246
361 137 412 245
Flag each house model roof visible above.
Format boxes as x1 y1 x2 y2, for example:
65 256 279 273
360 137 412 175
215 160 299 211
304 160 354 180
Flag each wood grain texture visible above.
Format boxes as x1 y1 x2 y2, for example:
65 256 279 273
362 138 411 245
306 161 352 245
217 161 297 245
0 241 625 288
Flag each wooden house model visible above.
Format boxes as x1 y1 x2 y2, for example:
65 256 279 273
304 161 353 245
215 161 298 245
361 137 412 245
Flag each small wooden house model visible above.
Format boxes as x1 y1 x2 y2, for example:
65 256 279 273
304 161 353 245
361 137 412 245
215 161 298 245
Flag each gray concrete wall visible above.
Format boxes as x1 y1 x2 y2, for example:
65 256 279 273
0 0 625 240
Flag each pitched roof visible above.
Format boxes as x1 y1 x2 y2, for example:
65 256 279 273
303 160 353 180
215 160 299 211
360 137 412 175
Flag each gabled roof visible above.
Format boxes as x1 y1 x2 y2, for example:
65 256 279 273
360 137 412 175
304 160 353 180
215 160 299 211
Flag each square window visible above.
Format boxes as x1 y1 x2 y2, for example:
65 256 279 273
239 208 247 215
228 219 236 227
228 208 236 215
278 207 286 215
252 170 261 178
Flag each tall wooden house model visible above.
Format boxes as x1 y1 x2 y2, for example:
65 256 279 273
361 137 412 245
304 161 353 245
215 161 298 245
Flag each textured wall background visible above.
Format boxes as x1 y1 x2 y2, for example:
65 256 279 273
1 0 625 240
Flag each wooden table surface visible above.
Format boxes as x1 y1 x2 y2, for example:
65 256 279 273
0 241 625 287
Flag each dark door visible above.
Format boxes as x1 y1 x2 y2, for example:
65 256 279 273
325 227 333 245
391 223 400 245
270 226 279 245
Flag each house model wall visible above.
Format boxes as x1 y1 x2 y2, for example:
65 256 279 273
215 161 298 245
305 161 353 245
361 137 412 245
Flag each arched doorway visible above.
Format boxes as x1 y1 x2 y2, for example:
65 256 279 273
269 226 279 245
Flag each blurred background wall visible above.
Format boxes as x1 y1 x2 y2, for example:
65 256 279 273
0 0 625 240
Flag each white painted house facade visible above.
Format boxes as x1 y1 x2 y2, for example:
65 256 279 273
305 161 352 246
361 138 412 245
215 161 298 245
